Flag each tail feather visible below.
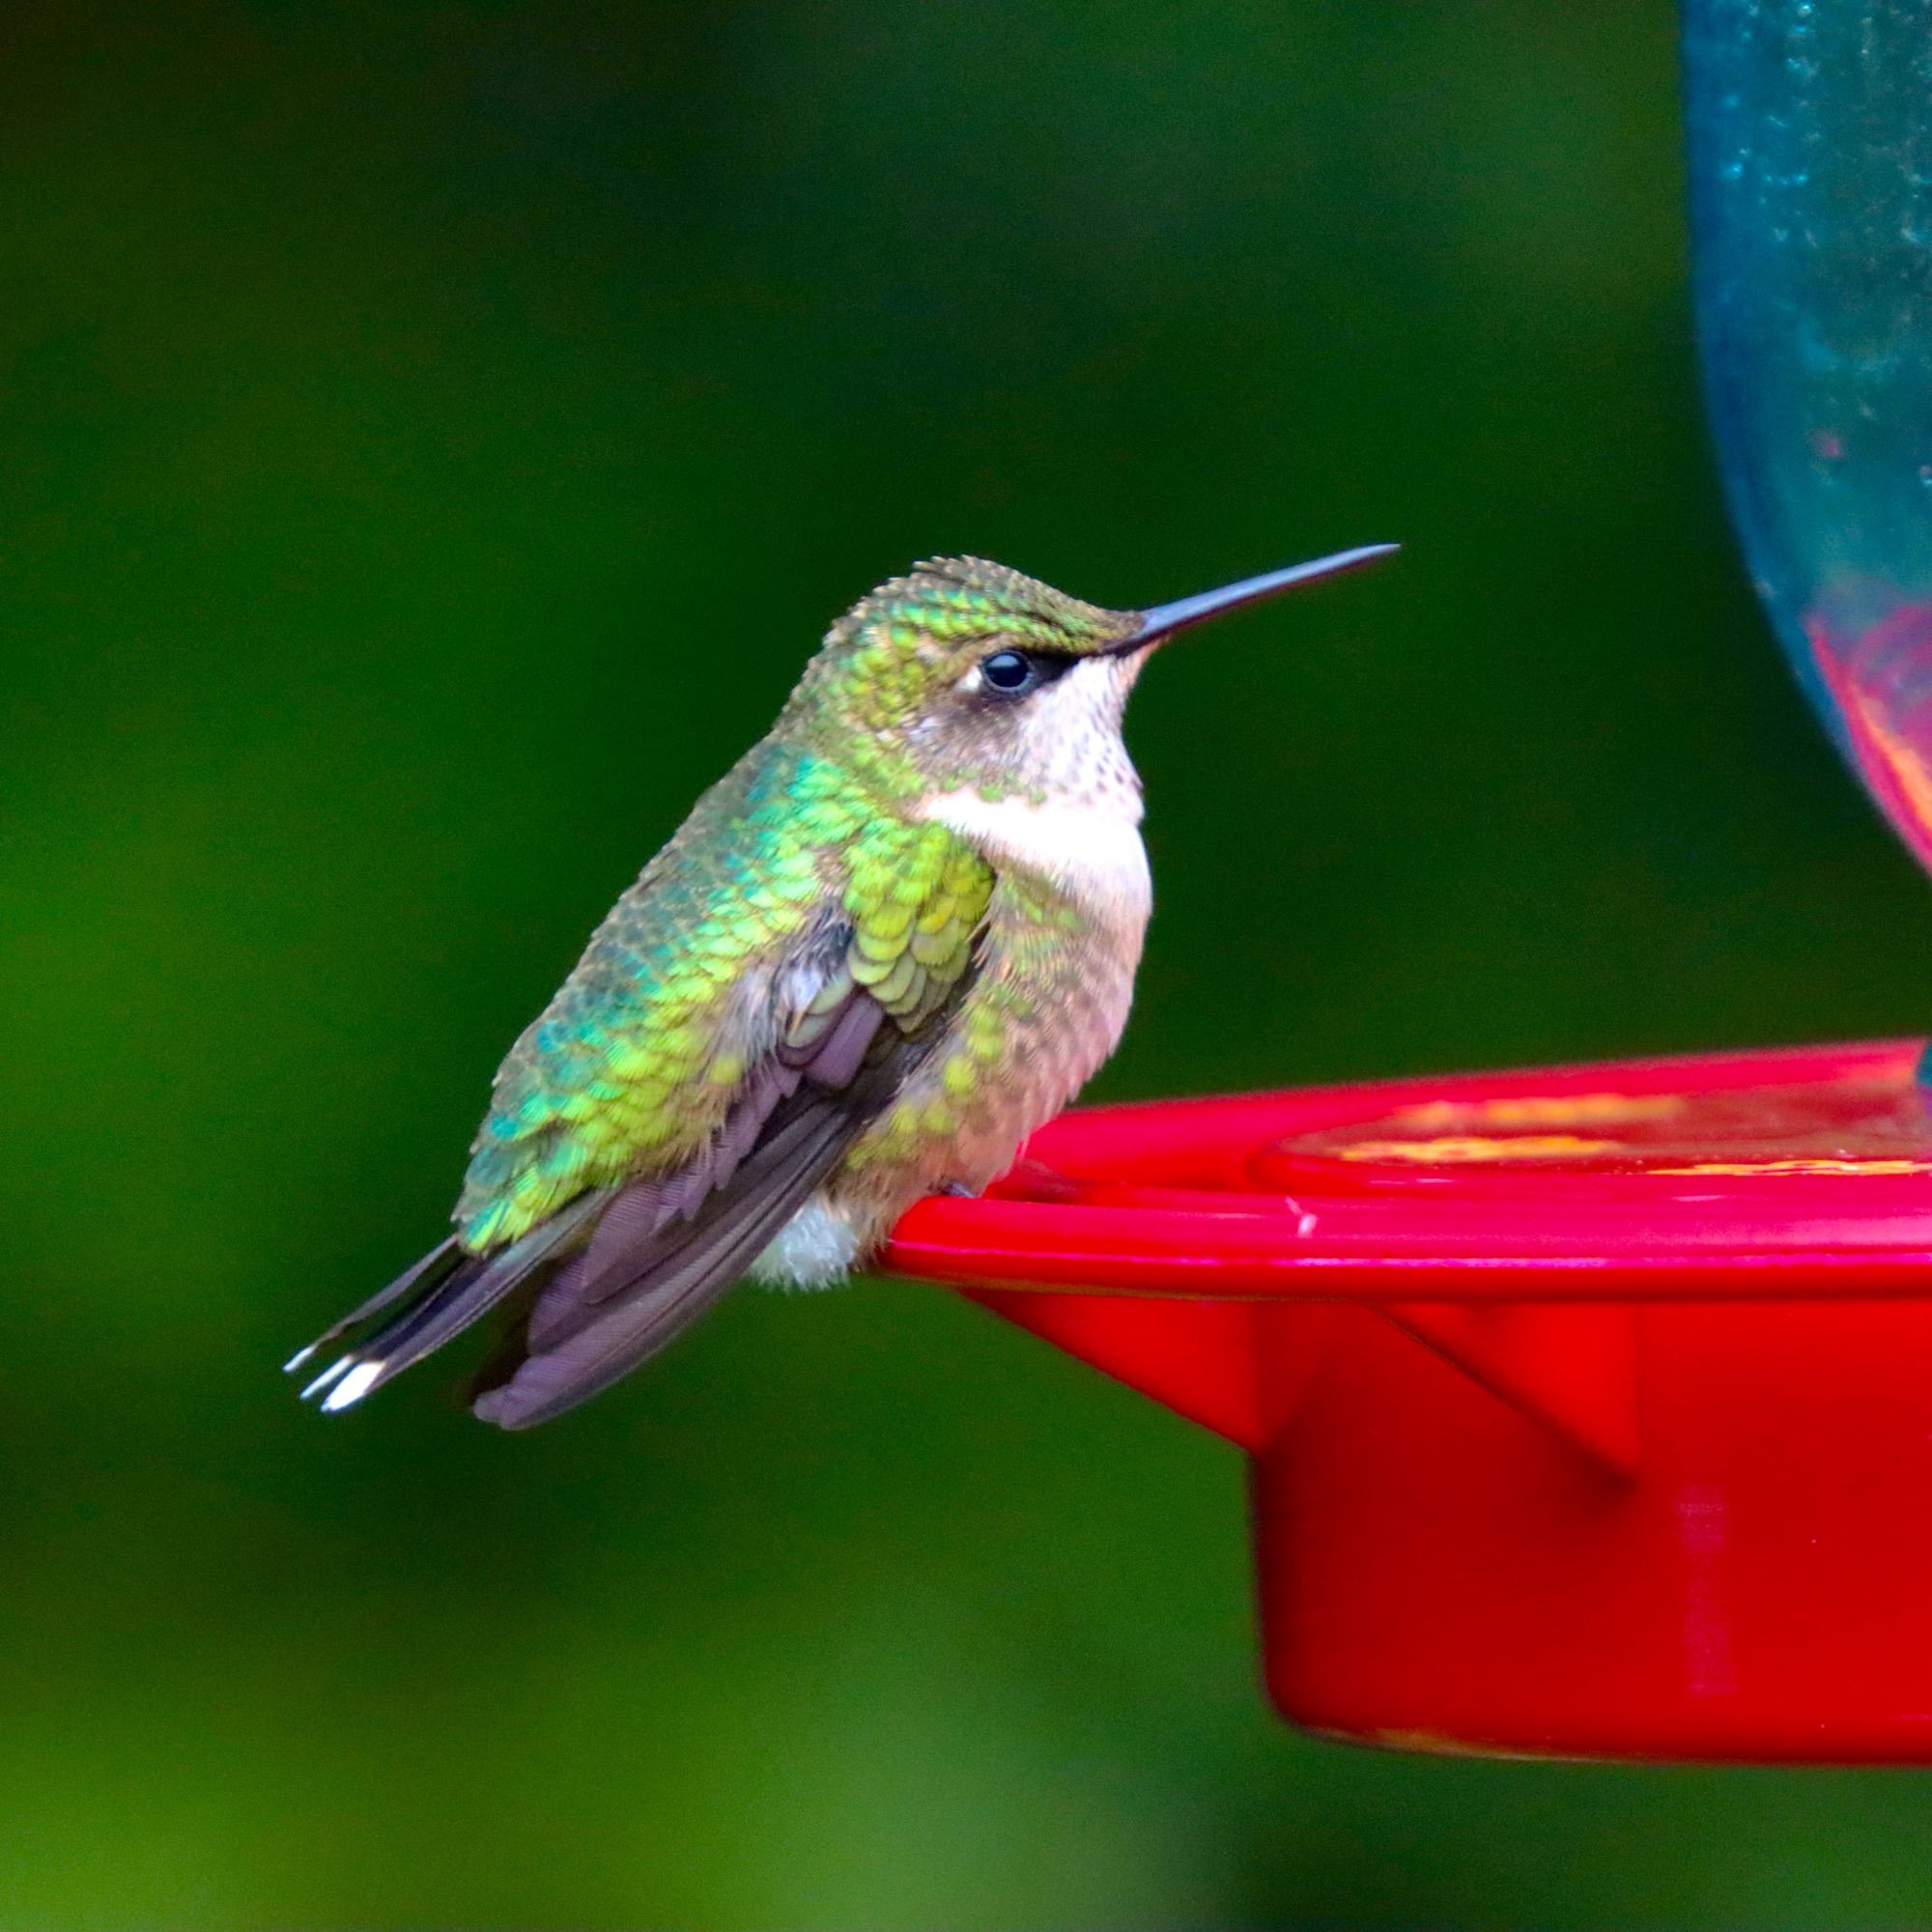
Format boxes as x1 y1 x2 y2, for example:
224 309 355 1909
289 1192 607 1413
291 971 916 1426
282 1237 464 1377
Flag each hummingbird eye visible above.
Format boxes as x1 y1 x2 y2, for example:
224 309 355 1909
979 649 1037 696
977 647 1081 697
969 646 1081 701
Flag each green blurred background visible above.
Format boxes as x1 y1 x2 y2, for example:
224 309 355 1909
10 1 1932 1924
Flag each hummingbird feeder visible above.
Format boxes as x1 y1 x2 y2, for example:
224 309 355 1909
887 0 1932 1764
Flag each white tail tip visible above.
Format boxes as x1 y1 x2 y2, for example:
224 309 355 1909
319 1361 385 1413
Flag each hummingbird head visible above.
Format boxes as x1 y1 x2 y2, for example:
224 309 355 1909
782 548 1396 808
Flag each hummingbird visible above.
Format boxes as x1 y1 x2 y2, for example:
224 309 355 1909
291 544 1395 1428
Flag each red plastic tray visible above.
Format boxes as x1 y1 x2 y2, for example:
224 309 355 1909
885 1039 1932 1762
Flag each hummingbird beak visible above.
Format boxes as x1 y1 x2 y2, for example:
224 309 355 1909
1121 543 1399 651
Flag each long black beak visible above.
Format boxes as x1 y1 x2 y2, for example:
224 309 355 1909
1123 543 1398 650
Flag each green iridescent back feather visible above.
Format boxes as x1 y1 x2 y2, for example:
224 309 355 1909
453 556 1135 1253
457 738 992 1250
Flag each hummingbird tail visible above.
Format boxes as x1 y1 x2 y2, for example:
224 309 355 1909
290 980 909 1426
287 1192 607 1412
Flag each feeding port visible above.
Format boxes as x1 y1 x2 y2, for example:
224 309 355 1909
887 1040 1932 1763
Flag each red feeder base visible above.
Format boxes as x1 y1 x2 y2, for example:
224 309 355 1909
884 1039 1932 1763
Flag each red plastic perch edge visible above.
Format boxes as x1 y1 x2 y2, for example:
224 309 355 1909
883 1039 1932 1763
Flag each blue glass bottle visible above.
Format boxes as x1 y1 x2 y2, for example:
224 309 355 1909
1686 0 1932 870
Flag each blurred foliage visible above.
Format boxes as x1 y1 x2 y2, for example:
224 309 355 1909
9 0 1932 1924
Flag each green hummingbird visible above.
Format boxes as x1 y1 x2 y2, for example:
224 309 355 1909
291 545 1395 1428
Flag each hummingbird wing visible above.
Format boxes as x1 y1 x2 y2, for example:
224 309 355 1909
293 741 993 1424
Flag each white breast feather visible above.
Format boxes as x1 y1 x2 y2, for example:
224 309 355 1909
918 789 1151 925
917 654 1152 925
